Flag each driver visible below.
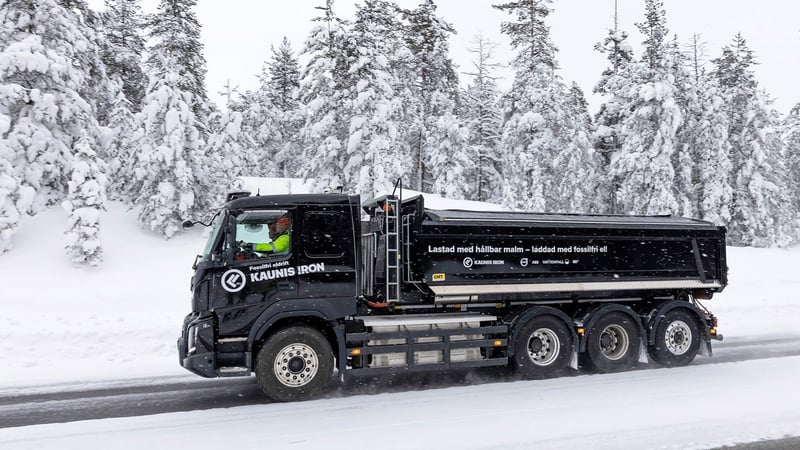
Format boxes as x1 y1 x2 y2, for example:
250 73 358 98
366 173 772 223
243 215 290 254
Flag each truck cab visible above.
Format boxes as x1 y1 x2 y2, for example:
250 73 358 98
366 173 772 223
178 193 361 380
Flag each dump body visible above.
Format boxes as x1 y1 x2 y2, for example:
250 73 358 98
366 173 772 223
404 206 726 304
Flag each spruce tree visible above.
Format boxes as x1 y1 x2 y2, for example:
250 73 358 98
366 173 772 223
101 0 147 112
714 34 792 246
104 82 138 201
131 62 208 238
609 0 681 215
297 0 351 192
63 133 106 266
342 0 404 197
264 37 302 177
400 0 458 191
0 0 105 251
782 104 800 238
461 35 503 202
427 113 473 199
146 0 210 121
592 8 634 214
494 0 594 213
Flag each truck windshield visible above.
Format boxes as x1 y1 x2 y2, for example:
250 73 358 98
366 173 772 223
202 210 225 257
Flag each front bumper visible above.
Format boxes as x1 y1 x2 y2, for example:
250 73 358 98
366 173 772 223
177 313 218 378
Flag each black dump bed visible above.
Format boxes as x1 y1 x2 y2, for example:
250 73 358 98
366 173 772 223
397 198 727 304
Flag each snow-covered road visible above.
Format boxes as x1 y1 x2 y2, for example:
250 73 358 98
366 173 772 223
2 354 800 450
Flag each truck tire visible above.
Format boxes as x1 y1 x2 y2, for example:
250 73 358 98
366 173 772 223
585 312 640 373
648 309 701 367
512 315 572 379
255 326 333 402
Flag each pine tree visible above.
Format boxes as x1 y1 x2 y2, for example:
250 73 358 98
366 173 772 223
609 0 681 215
145 0 210 121
427 113 473 199
101 0 147 112
782 104 800 238
342 0 404 197
680 35 733 225
400 0 458 191
297 0 351 192
264 37 302 177
461 35 503 202
131 62 208 238
205 109 259 204
494 0 594 212
62 133 106 266
104 82 138 201
714 34 792 246
0 0 105 252
592 6 634 214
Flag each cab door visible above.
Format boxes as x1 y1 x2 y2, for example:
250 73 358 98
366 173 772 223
214 209 298 336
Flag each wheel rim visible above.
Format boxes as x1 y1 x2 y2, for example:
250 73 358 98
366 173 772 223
273 343 319 387
599 324 629 361
527 328 561 366
664 320 692 355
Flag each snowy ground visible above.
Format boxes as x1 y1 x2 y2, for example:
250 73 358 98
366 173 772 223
1 195 800 449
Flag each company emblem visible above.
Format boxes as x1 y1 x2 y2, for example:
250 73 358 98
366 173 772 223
221 268 246 292
462 257 474 268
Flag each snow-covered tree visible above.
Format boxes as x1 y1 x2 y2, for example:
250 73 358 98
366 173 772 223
263 37 302 177
297 0 351 192
782 104 800 237
494 0 594 213
592 6 634 214
679 35 732 224
714 33 792 246
104 82 138 200
101 0 147 112
131 62 208 238
145 0 210 121
400 0 458 191
461 35 503 203
0 0 105 250
62 133 106 266
609 0 681 215
205 108 260 204
342 0 404 197
427 113 472 199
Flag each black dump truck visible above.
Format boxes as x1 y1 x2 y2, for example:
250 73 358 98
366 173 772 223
178 190 726 401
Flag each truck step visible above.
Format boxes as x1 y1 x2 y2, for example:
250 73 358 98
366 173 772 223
218 366 250 377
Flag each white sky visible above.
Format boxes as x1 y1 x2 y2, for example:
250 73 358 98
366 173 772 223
89 0 800 114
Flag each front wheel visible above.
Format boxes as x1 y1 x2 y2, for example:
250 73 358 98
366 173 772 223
585 312 641 373
512 315 573 379
648 309 701 367
255 326 334 402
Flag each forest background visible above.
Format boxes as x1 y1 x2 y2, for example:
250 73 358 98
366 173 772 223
1 0 799 267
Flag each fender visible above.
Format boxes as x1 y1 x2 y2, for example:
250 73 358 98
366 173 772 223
505 305 578 358
646 300 712 356
247 297 355 369
577 303 647 354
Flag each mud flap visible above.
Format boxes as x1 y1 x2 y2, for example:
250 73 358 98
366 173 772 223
569 349 579 370
638 337 649 364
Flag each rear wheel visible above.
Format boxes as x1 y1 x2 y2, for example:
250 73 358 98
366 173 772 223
513 315 573 379
648 309 701 367
255 326 333 402
585 312 640 373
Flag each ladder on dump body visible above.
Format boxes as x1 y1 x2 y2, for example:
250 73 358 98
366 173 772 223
384 197 401 303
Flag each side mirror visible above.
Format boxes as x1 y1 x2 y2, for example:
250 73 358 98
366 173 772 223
182 220 195 230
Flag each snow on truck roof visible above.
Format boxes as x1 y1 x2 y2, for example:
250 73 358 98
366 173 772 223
423 209 722 230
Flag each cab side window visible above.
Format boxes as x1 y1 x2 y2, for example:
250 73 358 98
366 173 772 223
234 210 292 261
303 212 345 258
